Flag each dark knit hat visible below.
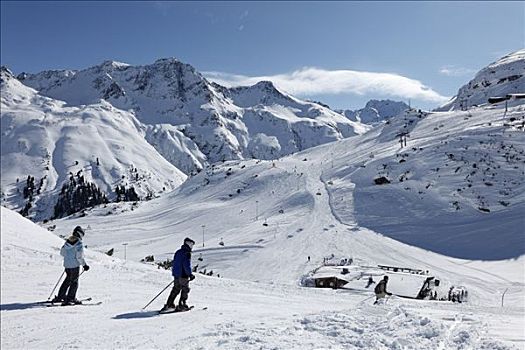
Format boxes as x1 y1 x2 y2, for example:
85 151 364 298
73 226 85 239
184 237 195 245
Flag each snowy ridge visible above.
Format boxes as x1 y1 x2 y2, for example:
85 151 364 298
18 58 369 174
339 99 410 124
438 49 525 111
1 206 523 349
1 68 186 220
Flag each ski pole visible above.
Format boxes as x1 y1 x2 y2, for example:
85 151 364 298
359 295 376 304
73 270 86 284
48 268 86 301
142 280 174 310
47 271 66 300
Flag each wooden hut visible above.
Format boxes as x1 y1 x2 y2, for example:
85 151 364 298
314 276 348 289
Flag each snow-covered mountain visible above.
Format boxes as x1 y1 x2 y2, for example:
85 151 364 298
1 67 186 220
18 59 368 174
339 99 409 124
1 58 370 220
48 102 525 270
438 49 525 111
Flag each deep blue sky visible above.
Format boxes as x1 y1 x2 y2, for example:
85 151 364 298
1 1 524 109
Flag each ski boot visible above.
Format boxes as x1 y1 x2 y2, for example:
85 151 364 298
177 301 190 311
160 303 176 312
51 295 64 303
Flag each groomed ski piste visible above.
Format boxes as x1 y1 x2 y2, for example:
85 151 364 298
2 104 524 349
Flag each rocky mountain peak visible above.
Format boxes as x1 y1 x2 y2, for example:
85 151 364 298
339 99 409 124
99 60 130 70
253 80 278 91
10 57 366 176
437 49 525 111
154 57 182 65
151 57 202 78
1 66 15 82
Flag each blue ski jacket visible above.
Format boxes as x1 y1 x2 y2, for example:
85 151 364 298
172 244 192 278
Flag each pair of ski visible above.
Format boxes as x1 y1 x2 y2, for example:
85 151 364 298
42 297 102 307
158 305 207 315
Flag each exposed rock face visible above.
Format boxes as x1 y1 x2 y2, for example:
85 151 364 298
1 67 186 220
19 58 368 174
437 49 525 111
338 99 409 124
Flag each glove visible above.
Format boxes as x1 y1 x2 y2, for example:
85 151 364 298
189 274 195 281
83 265 90 272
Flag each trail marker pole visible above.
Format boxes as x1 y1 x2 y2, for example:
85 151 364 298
501 288 508 307
123 243 128 261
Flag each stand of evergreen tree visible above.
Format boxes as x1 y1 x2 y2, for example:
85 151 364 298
115 185 140 202
22 175 35 199
20 175 36 217
19 201 32 217
53 175 108 219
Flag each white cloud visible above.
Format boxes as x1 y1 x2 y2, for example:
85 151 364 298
238 24 244 31
204 67 450 103
439 65 476 77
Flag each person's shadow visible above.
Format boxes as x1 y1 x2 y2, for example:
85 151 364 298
1 302 49 311
113 311 159 319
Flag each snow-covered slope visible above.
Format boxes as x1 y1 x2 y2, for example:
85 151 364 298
1 206 523 349
343 107 525 260
1 67 186 220
438 49 525 111
18 59 369 174
47 101 525 274
339 99 409 124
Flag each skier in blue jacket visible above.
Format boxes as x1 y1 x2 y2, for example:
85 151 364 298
161 237 196 311
53 226 90 305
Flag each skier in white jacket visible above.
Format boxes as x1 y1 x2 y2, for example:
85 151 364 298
52 226 90 305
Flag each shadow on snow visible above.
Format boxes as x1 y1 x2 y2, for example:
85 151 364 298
1 302 49 311
113 310 159 319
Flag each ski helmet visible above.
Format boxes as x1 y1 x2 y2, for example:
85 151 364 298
73 226 85 239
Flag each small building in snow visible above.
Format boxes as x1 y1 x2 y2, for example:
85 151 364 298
313 276 348 289
306 262 466 302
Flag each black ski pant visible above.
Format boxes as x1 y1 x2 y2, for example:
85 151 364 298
57 267 80 301
166 277 190 306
